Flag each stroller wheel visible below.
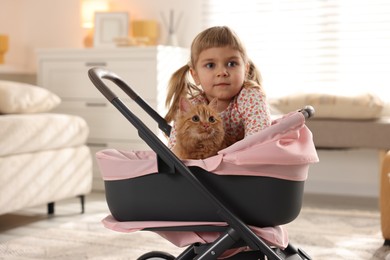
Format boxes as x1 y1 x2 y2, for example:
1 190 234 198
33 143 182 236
137 251 175 260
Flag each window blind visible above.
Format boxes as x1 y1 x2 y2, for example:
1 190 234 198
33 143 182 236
202 0 390 99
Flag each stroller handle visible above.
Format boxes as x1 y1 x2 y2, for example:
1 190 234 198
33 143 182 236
88 67 124 102
88 67 172 136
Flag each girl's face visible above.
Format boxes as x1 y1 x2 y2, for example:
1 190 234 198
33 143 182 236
190 46 248 108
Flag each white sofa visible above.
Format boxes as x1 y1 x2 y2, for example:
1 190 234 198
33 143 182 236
0 80 92 215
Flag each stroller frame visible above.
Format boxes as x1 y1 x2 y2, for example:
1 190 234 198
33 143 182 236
89 67 314 260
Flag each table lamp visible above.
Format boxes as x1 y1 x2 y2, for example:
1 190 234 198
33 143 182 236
81 0 110 47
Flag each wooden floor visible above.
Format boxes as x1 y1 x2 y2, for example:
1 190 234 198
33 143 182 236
0 191 380 244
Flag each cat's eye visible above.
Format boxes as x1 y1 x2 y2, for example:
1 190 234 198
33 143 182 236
192 115 200 122
209 116 216 123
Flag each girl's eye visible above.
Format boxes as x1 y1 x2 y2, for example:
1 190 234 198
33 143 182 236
192 115 200 122
205 63 215 69
227 61 238 67
209 116 216 123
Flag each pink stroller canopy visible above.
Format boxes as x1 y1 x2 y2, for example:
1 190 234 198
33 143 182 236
96 111 319 182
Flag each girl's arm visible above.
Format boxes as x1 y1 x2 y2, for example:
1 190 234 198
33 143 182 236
237 87 272 136
167 123 177 148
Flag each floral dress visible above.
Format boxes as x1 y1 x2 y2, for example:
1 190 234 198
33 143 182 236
168 86 271 148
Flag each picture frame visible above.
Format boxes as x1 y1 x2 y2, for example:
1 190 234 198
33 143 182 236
94 12 129 47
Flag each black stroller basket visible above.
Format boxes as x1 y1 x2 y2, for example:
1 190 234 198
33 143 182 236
89 67 315 260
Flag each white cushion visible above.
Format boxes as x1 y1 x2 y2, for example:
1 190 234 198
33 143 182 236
0 80 61 114
382 101 390 117
270 92 384 119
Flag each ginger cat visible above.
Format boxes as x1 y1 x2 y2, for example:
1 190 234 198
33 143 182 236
172 98 225 160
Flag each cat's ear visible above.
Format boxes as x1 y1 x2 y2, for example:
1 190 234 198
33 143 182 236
179 97 192 112
208 98 218 111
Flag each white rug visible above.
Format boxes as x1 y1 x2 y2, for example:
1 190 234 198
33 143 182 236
285 207 390 260
0 205 389 259
0 213 183 260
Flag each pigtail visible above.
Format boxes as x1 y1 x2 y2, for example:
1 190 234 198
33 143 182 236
165 64 197 123
247 59 262 86
244 59 267 98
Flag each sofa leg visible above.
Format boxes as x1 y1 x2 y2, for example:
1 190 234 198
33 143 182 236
47 196 84 215
47 202 54 215
79 195 85 214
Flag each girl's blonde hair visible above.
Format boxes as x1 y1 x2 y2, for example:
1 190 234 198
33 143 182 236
165 26 264 122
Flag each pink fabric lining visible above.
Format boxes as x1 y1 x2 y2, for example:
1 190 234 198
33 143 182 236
96 111 318 182
102 215 288 249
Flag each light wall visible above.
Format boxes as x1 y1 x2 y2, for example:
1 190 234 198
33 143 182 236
0 0 201 72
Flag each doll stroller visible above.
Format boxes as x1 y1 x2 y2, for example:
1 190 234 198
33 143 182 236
88 68 319 260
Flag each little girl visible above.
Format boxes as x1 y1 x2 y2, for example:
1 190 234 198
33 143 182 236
165 26 271 148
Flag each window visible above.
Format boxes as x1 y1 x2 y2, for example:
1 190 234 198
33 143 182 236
202 0 390 100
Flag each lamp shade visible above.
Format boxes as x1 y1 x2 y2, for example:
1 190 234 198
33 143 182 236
132 20 159 45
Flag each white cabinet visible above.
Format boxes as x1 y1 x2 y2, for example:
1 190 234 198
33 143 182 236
37 46 189 190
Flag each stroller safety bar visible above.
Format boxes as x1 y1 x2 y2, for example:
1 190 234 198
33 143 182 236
88 67 314 260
